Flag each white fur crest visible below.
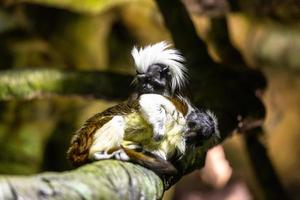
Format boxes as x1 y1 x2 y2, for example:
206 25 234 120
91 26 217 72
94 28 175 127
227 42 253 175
131 41 187 93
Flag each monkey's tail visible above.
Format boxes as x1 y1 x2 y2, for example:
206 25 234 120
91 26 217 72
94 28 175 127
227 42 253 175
122 147 178 176
67 125 96 167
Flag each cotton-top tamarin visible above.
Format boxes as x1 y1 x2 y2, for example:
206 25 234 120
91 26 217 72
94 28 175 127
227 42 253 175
67 42 219 175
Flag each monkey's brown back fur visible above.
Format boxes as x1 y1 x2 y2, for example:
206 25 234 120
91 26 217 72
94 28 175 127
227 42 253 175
67 100 140 166
67 96 188 167
166 97 189 116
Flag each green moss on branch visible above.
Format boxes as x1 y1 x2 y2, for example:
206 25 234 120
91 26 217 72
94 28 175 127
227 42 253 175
0 69 132 101
0 160 164 200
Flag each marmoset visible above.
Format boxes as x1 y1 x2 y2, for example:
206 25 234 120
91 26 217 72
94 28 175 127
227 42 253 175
67 42 219 175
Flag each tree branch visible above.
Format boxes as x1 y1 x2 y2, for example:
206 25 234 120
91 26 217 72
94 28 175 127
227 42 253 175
207 17 290 199
155 0 214 66
244 128 291 200
184 0 300 23
228 0 300 23
208 16 247 68
157 1 290 198
16 0 131 14
155 0 266 139
245 22 300 71
0 69 133 101
0 160 164 200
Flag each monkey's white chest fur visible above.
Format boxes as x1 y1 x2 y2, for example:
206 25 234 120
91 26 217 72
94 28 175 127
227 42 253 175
138 94 187 159
89 94 187 161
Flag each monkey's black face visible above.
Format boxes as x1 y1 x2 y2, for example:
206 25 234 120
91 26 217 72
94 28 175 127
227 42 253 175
185 109 216 145
136 64 171 95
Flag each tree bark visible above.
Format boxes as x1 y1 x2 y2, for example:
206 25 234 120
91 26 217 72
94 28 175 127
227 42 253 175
0 160 164 200
244 128 291 200
0 69 132 101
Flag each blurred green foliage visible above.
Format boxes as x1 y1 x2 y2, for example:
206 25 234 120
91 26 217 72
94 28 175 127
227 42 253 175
0 0 130 174
20 0 132 14
0 0 170 174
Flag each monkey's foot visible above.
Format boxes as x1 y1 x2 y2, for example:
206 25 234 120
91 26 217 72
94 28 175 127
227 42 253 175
92 149 130 161
92 151 115 160
113 150 130 161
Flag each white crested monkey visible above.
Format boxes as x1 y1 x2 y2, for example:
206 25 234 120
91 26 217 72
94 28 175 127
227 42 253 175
67 42 219 175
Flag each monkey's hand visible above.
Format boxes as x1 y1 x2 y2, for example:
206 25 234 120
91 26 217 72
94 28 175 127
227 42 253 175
139 94 172 141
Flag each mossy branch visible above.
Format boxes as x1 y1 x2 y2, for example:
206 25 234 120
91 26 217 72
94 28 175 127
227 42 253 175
0 69 132 101
0 160 164 200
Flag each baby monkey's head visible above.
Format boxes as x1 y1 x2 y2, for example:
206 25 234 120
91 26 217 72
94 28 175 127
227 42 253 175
185 109 220 145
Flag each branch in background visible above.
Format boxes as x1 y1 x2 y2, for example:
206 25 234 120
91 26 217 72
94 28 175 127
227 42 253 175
183 0 229 17
16 0 131 15
184 0 300 23
207 16 290 200
156 1 290 199
184 0 300 72
207 16 267 92
245 23 300 71
207 16 291 200
208 17 247 68
155 0 214 66
0 69 133 101
227 0 300 23
156 0 265 139
0 160 164 200
244 128 291 200
181 3 291 199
